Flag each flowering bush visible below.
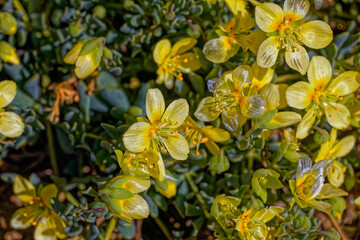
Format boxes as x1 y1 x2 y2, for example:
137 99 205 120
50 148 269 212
1 0 360 239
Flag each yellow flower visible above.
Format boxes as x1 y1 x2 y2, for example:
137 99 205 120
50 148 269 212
101 175 150 223
10 175 67 240
203 12 266 63
155 173 177 199
0 12 17 35
181 116 230 155
286 56 360 139
0 80 24 138
64 37 105 79
260 83 302 129
255 0 333 74
123 88 190 160
0 41 20 65
236 207 284 240
195 65 266 131
289 158 348 213
115 148 165 181
153 38 201 89
251 61 275 91
315 128 355 187
224 0 248 16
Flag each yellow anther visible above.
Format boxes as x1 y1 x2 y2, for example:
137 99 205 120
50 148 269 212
3 113 7 117
31 221 37 226
176 55 181 59
183 58 188 63
196 151 200 156
200 137 208 143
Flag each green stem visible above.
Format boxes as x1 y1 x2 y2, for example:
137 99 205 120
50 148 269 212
104 217 117 240
83 133 111 142
46 121 59 176
152 217 172 240
184 173 211 219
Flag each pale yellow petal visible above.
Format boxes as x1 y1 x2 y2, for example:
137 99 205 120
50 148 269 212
331 135 355 158
286 81 314 109
296 107 316 139
34 217 57 240
327 161 346 187
170 38 197 56
251 61 275 90
121 195 150 220
299 20 333 49
124 176 151 193
40 184 58 209
257 36 280 68
10 208 32 230
162 134 190 160
202 126 230 142
161 134 189 160
325 103 350 129
123 122 152 152
0 80 17 108
264 111 301 129
178 52 201 72
153 39 171 64
284 0 310 22
232 65 252 91
161 99 189 128
260 83 280 110
327 71 360 96
225 0 248 16
203 37 232 64
13 175 36 203
277 84 289 109
315 141 330 162
0 112 25 138
255 3 284 33
146 88 165 124
308 56 332 90
285 43 309 75
194 97 220 122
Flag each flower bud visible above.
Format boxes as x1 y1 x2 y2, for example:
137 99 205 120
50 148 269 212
0 41 20 65
101 176 150 222
68 21 84 38
93 5 106 19
0 12 17 35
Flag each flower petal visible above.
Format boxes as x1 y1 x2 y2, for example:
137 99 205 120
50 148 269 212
296 157 312 181
203 37 233 63
283 0 310 22
0 80 17 108
153 39 171 64
232 65 253 91
124 176 151 193
146 88 165 124
123 122 152 152
170 38 197 56
306 199 332 213
221 108 247 132
161 134 189 160
10 208 32 230
13 175 36 203
40 184 58 209
264 111 301 129
251 62 275 90
325 103 350 129
202 126 230 142
327 162 346 187
331 135 355 158
299 20 333 49
260 83 280 110
316 183 348 199
255 3 284 33
257 36 280 68
308 56 332 90
161 99 189 128
286 81 314 109
327 71 360 96
0 112 25 138
296 106 316 139
194 97 220 122
178 52 201 72
285 43 309 75
121 195 150 221
225 0 248 16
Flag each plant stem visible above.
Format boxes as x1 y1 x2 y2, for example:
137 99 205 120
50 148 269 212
83 133 111 142
327 213 349 240
184 173 211 219
104 217 117 240
46 121 59 176
152 217 172 240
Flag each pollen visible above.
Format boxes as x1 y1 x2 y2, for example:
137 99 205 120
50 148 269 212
183 58 188 63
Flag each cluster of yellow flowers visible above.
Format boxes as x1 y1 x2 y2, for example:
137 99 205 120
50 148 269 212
0 11 20 65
